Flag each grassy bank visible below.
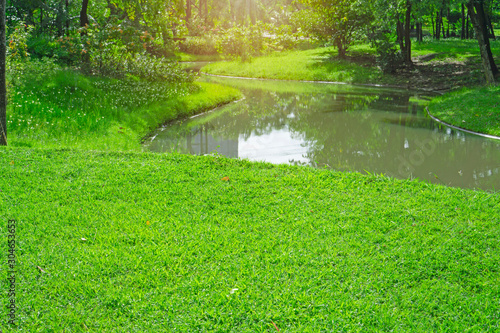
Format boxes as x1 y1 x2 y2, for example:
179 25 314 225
1 148 499 331
7 67 241 151
202 45 388 84
428 85 500 137
202 39 500 89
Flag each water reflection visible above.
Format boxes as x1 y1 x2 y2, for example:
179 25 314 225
146 76 500 191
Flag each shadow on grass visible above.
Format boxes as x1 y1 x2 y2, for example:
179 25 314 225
306 49 383 84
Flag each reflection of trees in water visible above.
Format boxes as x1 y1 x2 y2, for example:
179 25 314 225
151 85 500 190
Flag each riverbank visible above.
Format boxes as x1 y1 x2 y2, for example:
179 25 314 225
202 39 500 137
1 147 499 331
7 67 241 151
428 85 500 138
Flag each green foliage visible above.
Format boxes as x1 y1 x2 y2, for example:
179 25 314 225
214 22 303 61
27 33 65 60
6 21 32 61
178 35 219 55
293 0 372 57
370 31 404 73
215 24 267 61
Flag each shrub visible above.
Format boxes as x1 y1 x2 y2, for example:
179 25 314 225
178 35 218 55
7 21 32 61
215 24 267 61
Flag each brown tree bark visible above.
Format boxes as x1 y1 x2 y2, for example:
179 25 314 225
467 0 498 84
435 11 441 39
461 4 465 39
80 0 90 73
186 0 191 27
80 0 89 28
0 0 6 145
404 1 412 65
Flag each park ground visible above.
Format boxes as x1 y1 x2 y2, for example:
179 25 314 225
202 39 500 137
1 40 500 331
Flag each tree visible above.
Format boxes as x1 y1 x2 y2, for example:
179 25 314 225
296 0 372 58
80 0 90 28
467 0 498 83
0 0 6 146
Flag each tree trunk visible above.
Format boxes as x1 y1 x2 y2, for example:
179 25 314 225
80 0 90 73
40 4 44 33
467 0 498 83
0 0 6 145
416 22 423 42
204 0 208 24
186 0 191 28
80 0 89 28
435 11 441 39
441 14 446 38
485 9 495 39
336 38 346 58
446 8 450 38
461 4 465 39
396 19 404 51
404 1 412 65
66 0 70 32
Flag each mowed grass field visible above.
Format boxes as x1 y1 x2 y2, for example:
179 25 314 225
1 148 499 331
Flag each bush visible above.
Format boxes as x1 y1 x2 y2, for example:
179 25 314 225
215 22 304 61
371 32 404 73
7 21 32 61
215 24 268 61
178 35 218 55
121 54 195 83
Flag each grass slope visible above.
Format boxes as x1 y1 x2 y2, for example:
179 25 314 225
203 46 388 84
7 68 241 151
1 148 499 332
428 85 500 137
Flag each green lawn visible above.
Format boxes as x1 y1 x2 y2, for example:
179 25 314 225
412 38 500 62
428 85 500 137
1 148 499 331
2 44 500 331
202 46 389 85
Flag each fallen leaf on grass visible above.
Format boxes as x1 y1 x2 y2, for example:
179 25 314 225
146 221 150 225
9 161 14 165
221 176 230 181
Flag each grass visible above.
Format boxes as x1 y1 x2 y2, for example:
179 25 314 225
1 148 499 331
202 38 500 85
7 68 241 151
428 85 500 137
202 46 389 85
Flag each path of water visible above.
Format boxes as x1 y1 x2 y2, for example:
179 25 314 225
146 73 500 191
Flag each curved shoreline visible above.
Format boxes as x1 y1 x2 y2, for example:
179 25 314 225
201 71 500 140
200 72 440 93
426 107 500 140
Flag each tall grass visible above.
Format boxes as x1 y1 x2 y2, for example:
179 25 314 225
7 62 241 151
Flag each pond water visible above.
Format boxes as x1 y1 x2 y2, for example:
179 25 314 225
145 74 500 191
